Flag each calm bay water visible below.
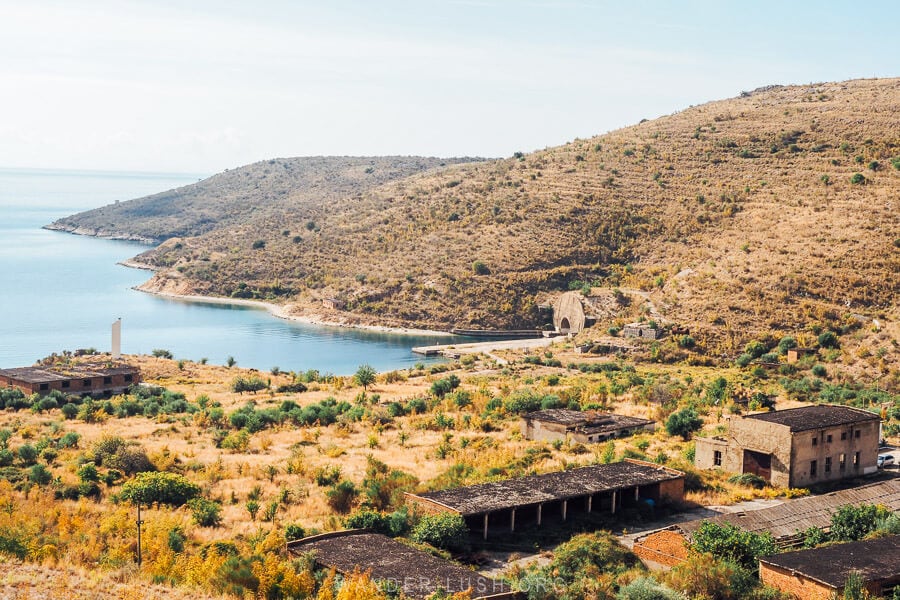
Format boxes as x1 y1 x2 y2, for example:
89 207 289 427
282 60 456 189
0 168 451 374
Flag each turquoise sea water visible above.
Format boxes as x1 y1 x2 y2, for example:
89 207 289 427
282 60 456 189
0 168 452 374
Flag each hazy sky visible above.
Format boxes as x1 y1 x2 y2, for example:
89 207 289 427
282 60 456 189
1 1 897 174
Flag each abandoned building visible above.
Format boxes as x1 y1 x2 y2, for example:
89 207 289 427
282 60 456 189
321 297 345 310
632 479 900 567
694 405 881 487
759 535 900 600
553 291 589 334
521 409 655 444
287 531 517 599
0 362 141 397
405 460 684 540
622 322 662 340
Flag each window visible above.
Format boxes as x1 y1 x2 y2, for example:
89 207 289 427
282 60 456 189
124 374 133 383
714 450 722 466
826 434 832 443
810 460 818 478
61 381 70 389
825 457 832 473
812 436 818 446
853 452 860 467
103 376 112 385
839 453 846 470
82 379 92 388
841 431 847 441
855 430 861 439
39 383 49 391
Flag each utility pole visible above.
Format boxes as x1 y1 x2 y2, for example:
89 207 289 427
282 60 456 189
136 500 143 566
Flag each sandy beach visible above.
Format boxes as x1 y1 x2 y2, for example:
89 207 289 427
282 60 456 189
131 282 453 337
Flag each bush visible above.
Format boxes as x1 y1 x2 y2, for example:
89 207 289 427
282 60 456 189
411 513 469 552
817 331 839 348
811 364 827 377
152 349 174 359
325 480 358 514
617 577 686 600
28 464 52 485
119 472 201 507
690 521 776 570
830 503 889 542
549 532 638 584
727 473 767 489
344 508 409 537
430 375 461 399
665 408 703 440
187 497 223 527
60 403 78 419
17 444 38 466
472 260 490 275
284 523 305 541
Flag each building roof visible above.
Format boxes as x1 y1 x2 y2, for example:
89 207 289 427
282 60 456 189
0 363 139 384
523 409 653 434
287 531 512 599
743 405 880 432
409 460 683 516
677 479 900 541
760 535 900 588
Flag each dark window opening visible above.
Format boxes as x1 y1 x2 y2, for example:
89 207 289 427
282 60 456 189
812 436 818 446
841 431 847 440
61 381 70 389
810 460 818 478
714 450 722 467
826 434 832 443
124 374 133 383
39 383 49 391
82 379 92 387
855 430 861 439
825 457 832 473
103 376 112 384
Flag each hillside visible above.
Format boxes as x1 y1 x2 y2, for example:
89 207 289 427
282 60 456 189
46 156 481 242
130 80 898 347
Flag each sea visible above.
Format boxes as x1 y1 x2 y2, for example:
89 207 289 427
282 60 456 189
0 168 453 374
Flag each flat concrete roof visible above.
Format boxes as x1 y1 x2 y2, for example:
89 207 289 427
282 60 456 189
288 531 513 599
0 363 139 384
744 405 880 432
523 409 653 434
760 535 900 588
408 460 682 516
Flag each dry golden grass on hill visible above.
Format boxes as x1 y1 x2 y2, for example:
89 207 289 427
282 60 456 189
132 79 897 354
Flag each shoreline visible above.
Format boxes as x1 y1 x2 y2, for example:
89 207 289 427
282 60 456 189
133 286 453 338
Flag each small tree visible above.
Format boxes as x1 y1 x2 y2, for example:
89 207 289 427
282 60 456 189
690 521 776 571
246 500 260 520
353 365 377 392
119 472 200 507
187 497 222 527
666 408 703 440
831 504 888 542
326 480 359 514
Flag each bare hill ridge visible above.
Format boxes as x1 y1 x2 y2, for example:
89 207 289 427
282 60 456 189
61 79 900 350
46 156 482 242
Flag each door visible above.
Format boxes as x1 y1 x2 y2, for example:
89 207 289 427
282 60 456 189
742 450 772 482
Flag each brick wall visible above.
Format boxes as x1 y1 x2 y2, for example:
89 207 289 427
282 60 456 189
760 562 837 600
633 529 689 568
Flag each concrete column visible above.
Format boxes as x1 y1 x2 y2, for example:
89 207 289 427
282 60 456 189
587 495 592 513
611 491 617 514
537 504 542 526
562 500 568 521
510 509 516 532
483 513 489 540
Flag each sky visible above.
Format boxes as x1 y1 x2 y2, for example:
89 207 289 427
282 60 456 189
1 0 897 174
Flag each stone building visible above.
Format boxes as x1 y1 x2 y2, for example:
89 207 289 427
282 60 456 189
759 536 900 600
0 362 140 397
522 409 655 444
694 405 881 487
622 323 662 340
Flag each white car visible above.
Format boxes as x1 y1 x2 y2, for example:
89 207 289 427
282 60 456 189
877 454 895 468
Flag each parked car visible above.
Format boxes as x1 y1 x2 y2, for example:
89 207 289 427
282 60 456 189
877 454 895 468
